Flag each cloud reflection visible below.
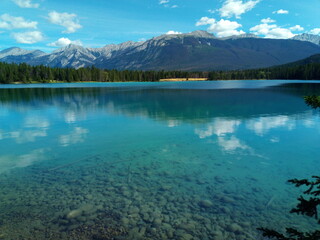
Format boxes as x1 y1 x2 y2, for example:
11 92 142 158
246 115 295 136
195 118 240 138
303 119 315 128
59 127 89 147
217 136 249 152
195 118 251 154
10 129 47 143
64 111 77 123
24 116 50 128
0 116 50 143
0 148 48 174
17 148 47 168
167 120 181 128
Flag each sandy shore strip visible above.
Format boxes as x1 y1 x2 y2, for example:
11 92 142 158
159 78 208 82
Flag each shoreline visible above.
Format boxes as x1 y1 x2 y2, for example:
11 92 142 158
159 78 208 82
3 79 314 85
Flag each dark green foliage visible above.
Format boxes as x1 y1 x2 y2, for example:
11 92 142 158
0 62 209 84
258 227 320 240
289 177 320 196
207 62 320 80
0 60 320 84
289 177 320 223
304 96 320 109
291 196 320 221
259 176 320 240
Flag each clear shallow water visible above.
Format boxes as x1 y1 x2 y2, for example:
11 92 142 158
0 80 319 240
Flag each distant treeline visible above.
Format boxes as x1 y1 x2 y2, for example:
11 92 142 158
209 63 320 80
0 62 208 84
0 61 319 84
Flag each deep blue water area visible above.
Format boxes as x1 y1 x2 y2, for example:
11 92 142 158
0 80 319 240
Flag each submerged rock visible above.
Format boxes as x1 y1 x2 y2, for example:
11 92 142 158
66 209 83 219
227 223 243 233
199 199 213 208
152 218 162 227
220 196 235 204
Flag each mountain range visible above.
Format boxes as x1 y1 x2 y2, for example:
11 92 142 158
1 31 320 71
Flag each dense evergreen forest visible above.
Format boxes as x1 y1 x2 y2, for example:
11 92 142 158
208 63 320 80
0 61 319 84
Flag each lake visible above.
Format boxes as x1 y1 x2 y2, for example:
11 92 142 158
0 80 319 240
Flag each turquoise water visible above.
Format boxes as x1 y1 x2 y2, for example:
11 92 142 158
0 80 319 240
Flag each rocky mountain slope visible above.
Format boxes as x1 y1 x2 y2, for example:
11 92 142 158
1 31 320 71
292 33 320 45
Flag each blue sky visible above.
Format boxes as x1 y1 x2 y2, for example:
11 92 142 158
0 0 319 51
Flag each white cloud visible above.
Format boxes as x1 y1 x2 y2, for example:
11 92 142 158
194 119 250 153
250 23 277 35
64 111 77 123
11 129 47 143
48 11 82 33
12 0 39 8
166 30 182 35
270 137 279 143
17 149 46 168
250 19 295 39
246 115 295 136
195 118 241 139
167 120 180 128
273 9 289 14
15 117 49 143
0 14 38 29
0 22 10 29
159 0 169 4
159 0 178 8
0 116 49 143
219 0 260 19
310 28 320 35
24 116 49 129
266 28 295 39
196 17 216 26
0 149 47 174
12 31 44 44
59 127 88 147
261 18 276 24
303 119 315 128
218 136 249 152
289 25 304 31
196 17 244 37
48 37 82 47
